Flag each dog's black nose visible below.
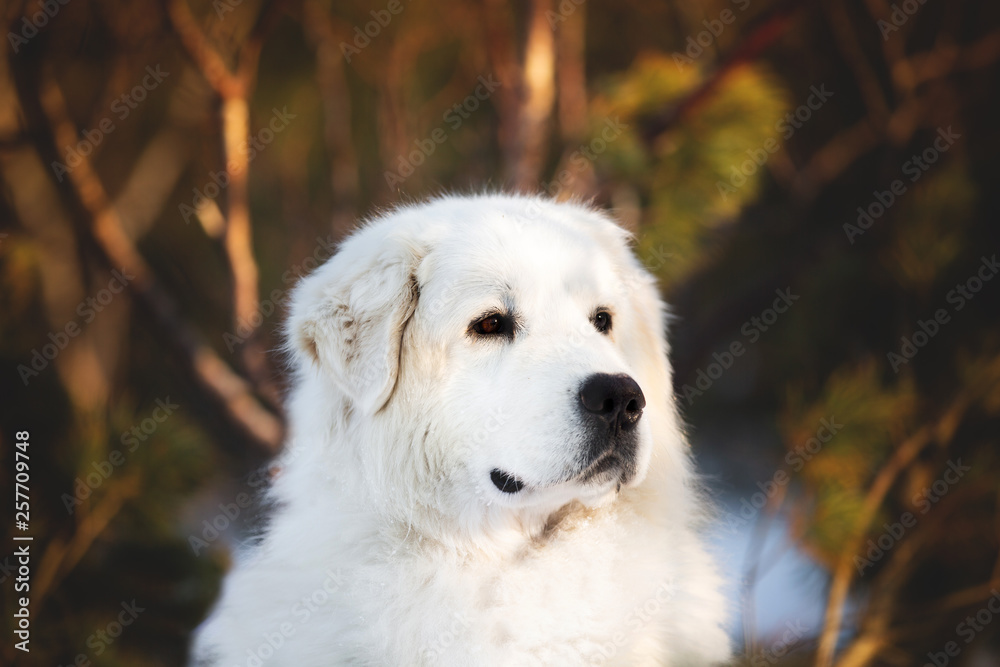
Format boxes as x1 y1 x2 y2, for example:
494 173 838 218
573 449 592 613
579 373 645 433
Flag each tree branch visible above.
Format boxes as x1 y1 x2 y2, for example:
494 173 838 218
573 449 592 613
167 0 292 410
36 71 283 455
640 0 805 143
815 389 975 667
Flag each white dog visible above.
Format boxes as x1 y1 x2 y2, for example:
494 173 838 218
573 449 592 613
192 194 730 666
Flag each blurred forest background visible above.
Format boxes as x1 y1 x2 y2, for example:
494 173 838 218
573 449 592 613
1 0 999 665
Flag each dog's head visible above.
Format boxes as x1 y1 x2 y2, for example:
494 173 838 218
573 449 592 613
287 195 681 534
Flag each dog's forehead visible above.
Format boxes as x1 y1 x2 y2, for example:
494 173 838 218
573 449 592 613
420 211 621 303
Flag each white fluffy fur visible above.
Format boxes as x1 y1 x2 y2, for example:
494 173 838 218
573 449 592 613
191 194 730 666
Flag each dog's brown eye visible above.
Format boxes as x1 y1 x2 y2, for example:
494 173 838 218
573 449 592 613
472 314 510 337
593 310 612 334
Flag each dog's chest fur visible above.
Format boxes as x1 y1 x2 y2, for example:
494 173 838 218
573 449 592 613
248 493 728 667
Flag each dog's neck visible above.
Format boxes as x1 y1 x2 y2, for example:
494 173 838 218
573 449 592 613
375 491 634 565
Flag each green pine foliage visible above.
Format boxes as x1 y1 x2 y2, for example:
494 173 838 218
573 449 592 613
592 55 790 282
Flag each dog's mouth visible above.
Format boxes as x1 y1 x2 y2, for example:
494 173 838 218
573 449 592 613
490 453 632 496
577 448 633 488
578 451 621 481
490 468 525 494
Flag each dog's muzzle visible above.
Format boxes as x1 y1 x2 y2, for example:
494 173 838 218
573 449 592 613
489 374 646 494
577 373 645 483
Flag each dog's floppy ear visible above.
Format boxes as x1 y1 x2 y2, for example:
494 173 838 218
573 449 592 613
288 229 424 415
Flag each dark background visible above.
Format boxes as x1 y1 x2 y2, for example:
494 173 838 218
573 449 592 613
1 0 999 664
